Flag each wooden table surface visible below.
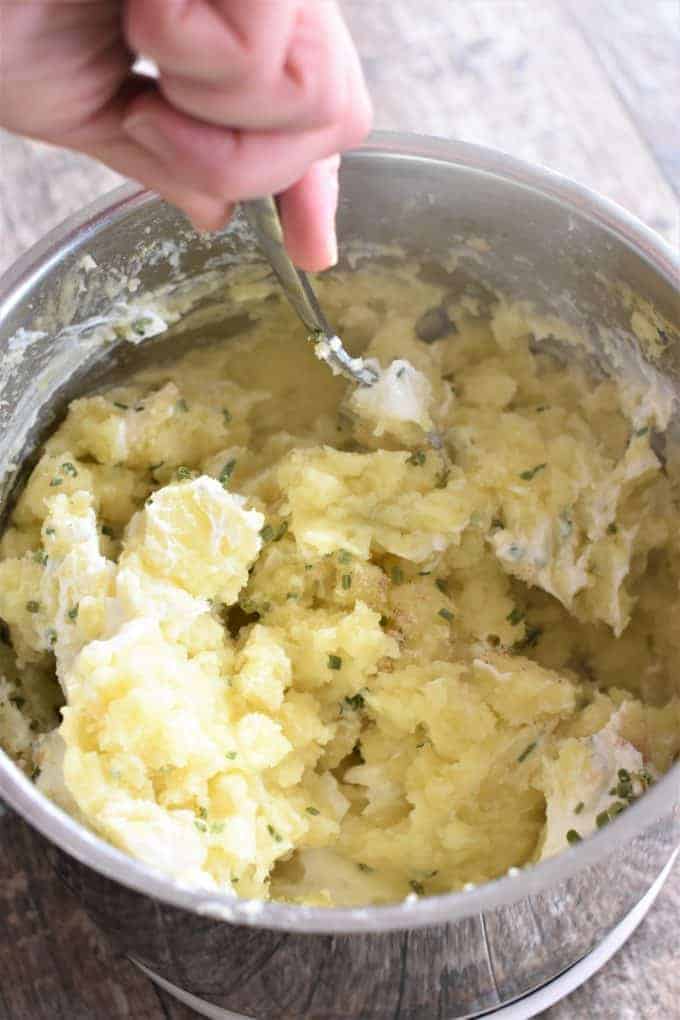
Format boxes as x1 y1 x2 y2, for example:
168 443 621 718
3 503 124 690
1 2 678 1018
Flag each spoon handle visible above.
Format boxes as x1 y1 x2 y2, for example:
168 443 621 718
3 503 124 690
241 197 333 336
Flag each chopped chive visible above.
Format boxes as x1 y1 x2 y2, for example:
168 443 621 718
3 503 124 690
357 862 373 873
222 408 232 425
67 604 79 623
435 578 448 594
435 468 450 489
566 829 582 845
226 751 237 760
341 573 352 590
46 628 57 646
176 466 193 480
396 366 406 379
507 607 525 626
267 824 283 843
306 806 320 816
61 462 78 477
328 654 343 671
26 600 40 614
338 549 352 564
45 527 55 536
438 608 454 622
132 317 153 336
407 449 426 466
607 522 618 535
175 398 189 413
517 741 537 763
519 463 547 481
113 401 129 411
596 810 610 829
344 692 364 710
635 426 649 437
198 807 207 820
409 880 425 896
274 521 288 541
574 801 584 815
49 477 63 487
260 524 275 543
524 625 542 648
194 820 208 833
33 550 48 565
219 459 237 486
391 565 404 585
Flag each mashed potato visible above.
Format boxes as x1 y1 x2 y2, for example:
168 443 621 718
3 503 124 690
1 263 679 906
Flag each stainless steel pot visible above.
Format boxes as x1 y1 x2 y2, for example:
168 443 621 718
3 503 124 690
0 134 678 1019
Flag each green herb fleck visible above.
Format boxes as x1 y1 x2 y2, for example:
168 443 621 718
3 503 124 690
9 694 26 709
409 880 425 896
132 317 153 336
438 608 454 622
194 820 207 833
338 549 352 564
175 398 189 413
507 544 524 561
61 462 78 477
67 604 79 623
491 517 504 531
101 525 115 539
435 468 450 489
198 807 207 820
396 366 406 379
618 768 631 782
113 401 129 411
519 463 547 481
33 550 48 565
45 528 55 537
607 523 618 535
344 692 365 710
407 449 426 466
49 477 63 487
507 607 525 626
260 524 275 543
635 426 649 437
524 625 542 648
357 862 373 873
26 600 40 614
306 806 320 816
219 459 237 486
267 824 283 843
566 829 582 845
226 751 237 760
222 408 232 425
46 628 57 647
517 741 537 763
176 466 193 480
274 521 288 541
435 578 448 594
574 802 584 815
341 573 352 590
536 405 548 413
30 766 41 781
328 654 343 671
391 565 404 585
596 810 610 829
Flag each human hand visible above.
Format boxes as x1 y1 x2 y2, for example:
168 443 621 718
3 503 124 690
0 1 372 270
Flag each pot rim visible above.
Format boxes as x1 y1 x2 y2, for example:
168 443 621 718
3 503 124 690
0 132 678 935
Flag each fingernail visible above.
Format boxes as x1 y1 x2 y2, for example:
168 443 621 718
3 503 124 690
123 115 176 163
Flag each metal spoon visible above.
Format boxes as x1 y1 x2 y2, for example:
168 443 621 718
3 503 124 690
242 197 378 387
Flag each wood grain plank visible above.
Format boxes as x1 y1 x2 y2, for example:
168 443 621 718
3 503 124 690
341 0 678 246
565 0 680 201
